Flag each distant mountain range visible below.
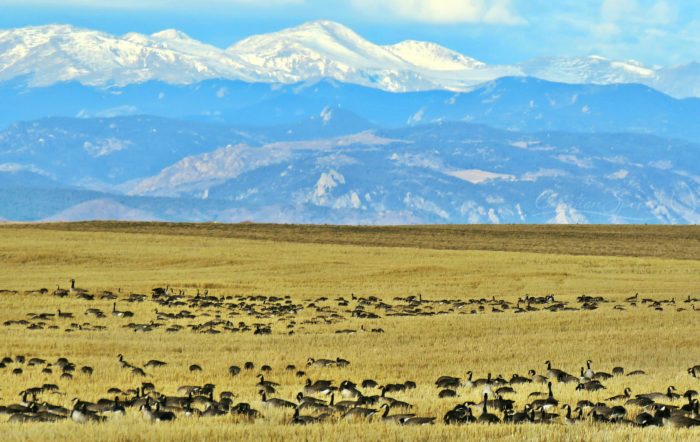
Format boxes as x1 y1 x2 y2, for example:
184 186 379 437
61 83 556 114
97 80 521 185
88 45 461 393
1 116 698 224
0 21 698 224
2 20 700 98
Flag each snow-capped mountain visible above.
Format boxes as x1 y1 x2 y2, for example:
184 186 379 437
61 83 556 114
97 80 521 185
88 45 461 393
2 20 700 97
228 20 510 91
0 24 260 87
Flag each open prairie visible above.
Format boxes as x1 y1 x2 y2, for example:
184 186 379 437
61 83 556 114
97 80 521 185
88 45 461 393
0 223 698 441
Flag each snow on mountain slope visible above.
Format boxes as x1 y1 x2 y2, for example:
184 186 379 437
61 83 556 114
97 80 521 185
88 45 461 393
519 55 656 85
0 24 258 86
2 21 700 96
386 40 485 71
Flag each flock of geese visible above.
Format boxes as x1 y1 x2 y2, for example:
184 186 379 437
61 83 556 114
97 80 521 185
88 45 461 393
2 281 699 339
1 355 699 428
0 281 698 430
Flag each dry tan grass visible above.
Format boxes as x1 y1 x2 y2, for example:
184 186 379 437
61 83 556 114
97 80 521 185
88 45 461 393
0 223 698 441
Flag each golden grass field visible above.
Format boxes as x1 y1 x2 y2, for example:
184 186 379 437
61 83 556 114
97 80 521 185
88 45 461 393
0 222 698 441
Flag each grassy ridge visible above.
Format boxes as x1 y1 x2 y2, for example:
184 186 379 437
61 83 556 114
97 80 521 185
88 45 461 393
9 222 700 260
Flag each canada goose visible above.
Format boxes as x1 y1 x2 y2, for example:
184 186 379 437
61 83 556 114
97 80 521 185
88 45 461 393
689 366 700 378
244 361 255 370
637 386 679 401
473 372 492 387
379 403 415 423
362 379 379 389
112 303 134 318
70 402 106 423
231 402 261 419
608 388 632 401
131 367 147 377
339 380 361 399
202 404 227 417
655 405 700 428
259 391 295 409
328 392 356 412
439 389 457 398
478 393 500 423
257 375 280 388
517 404 539 423
140 401 176 421
307 357 335 367
576 380 606 392
496 386 516 395
531 382 558 411
510 373 531 384
103 397 126 416
528 369 548 384
558 404 576 424
584 360 595 379
69 279 86 296
400 415 435 425
189 364 203 372
291 406 323 425
444 403 476 424
145 360 167 368
80 366 93 376
228 365 241 376
626 396 655 407
57 309 73 319
303 378 333 395
436 374 461 389
342 406 377 420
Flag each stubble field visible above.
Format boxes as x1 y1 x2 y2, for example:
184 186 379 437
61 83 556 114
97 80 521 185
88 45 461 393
0 223 698 441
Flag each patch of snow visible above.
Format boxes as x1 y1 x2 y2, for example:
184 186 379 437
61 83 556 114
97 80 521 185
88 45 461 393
447 169 516 184
320 106 333 124
521 169 568 182
555 154 592 169
606 169 628 180
83 138 132 157
649 160 673 170
403 193 449 219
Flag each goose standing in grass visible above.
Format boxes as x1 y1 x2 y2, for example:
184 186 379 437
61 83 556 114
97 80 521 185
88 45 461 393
478 393 500 423
69 279 86 296
531 382 558 411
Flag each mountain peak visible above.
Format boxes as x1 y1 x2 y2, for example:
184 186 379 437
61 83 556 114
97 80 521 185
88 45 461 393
151 29 194 41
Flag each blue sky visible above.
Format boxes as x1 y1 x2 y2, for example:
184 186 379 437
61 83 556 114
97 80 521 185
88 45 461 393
2 0 698 66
